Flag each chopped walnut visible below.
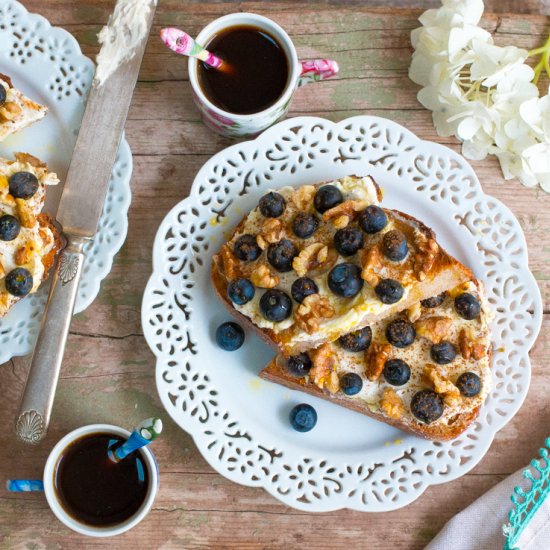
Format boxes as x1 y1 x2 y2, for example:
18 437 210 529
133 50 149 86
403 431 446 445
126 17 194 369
292 242 328 277
333 215 350 229
413 233 439 281
251 264 278 289
414 316 453 344
406 302 422 322
458 327 486 360
448 282 472 298
220 243 237 279
295 294 335 334
360 245 383 287
256 218 283 250
0 101 22 122
15 198 36 229
380 388 404 419
365 342 391 381
291 185 316 211
322 199 368 225
38 227 53 247
14 239 38 266
14 152 48 169
424 364 462 409
310 344 339 393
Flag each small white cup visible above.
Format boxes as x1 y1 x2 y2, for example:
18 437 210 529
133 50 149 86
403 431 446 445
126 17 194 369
43 424 159 537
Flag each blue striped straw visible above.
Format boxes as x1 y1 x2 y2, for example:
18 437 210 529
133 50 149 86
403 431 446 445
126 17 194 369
108 417 163 463
7 479 44 492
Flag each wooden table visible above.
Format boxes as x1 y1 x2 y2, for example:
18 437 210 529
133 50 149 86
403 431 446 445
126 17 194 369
1 2 549 548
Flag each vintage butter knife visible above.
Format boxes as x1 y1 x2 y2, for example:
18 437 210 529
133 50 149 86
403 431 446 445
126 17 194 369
15 1 157 443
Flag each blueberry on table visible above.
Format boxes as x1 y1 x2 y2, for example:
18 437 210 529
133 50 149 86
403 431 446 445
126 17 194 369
285 353 312 377
227 278 255 305
411 389 444 424
0 214 21 241
314 185 343 213
9 171 39 200
215 321 245 351
383 359 411 386
233 234 262 262
338 326 372 352
374 278 404 304
259 289 292 322
456 372 481 397
328 263 363 298
0 85 6 105
385 319 415 348
267 239 298 272
421 292 446 309
291 277 318 303
334 227 364 257
340 372 363 396
5 267 33 297
381 229 408 262
292 212 319 239
259 191 286 218
358 205 387 234
454 292 481 320
430 341 457 364
289 403 317 432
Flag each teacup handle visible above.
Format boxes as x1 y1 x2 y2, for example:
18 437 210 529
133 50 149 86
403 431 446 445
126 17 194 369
297 59 339 87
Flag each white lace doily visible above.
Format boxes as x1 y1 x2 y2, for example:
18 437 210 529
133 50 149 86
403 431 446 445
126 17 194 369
142 116 542 512
0 1 132 362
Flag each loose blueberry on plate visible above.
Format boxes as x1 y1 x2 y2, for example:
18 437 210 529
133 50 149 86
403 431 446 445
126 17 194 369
0 85 6 105
411 389 444 424
328 263 363 298
291 277 318 303
292 212 319 239
338 326 372 352
374 278 404 304
267 239 298 272
430 341 457 364
385 318 416 348
334 227 364 256
259 191 286 218
456 372 481 397
260 289 292 322
289 403 317 432
215 321 245 351
314 185 343 213
358 205 387 234
454 292 481 320
421 292 446 308
9 171 39 200
0 214 21 241
381 229 408 262
340 372 363 396
383 358 411 386
233 234 262 262
5 267 33 297
227 278 255 305
285 353 312 377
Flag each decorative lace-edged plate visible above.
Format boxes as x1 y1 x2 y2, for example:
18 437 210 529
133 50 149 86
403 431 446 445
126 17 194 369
0 1 132 362
142 116 542 512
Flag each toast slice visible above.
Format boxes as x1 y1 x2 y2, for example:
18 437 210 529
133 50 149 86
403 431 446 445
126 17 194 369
211 176 472 356
0 153 61 316
260 280 492 441
0 74 47 142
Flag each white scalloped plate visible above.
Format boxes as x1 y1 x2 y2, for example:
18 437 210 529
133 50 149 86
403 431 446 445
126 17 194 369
0 1 132 362
142 116 542 512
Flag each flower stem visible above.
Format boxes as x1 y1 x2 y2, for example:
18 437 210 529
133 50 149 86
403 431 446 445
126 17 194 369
529 35 550 84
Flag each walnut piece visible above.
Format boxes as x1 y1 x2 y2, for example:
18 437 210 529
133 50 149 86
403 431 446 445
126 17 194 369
295 294 335 334
333 215 350 229
310 344 339 393
292 242 328 277
458 327 486 360
322 199 368 226
360 245 383 287
0 101 22 122
256 218 283 250
15 198 36 229
14 239 38 266
414 316 453 344
380 388 404 419
251 264 278 289
365 342 391 381
413 233 439 281
424 364 462 409
406 302 422 322
291 185 316 211
14 152 48 169
220 243 237 279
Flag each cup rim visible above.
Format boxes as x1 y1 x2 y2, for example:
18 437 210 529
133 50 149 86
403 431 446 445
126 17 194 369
188 12 300 121
43 424 159 538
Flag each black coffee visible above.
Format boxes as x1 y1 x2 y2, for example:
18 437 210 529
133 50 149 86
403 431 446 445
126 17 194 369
54 432 149 526
198 25 290 115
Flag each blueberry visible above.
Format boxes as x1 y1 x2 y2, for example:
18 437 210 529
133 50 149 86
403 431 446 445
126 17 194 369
411 389 444 424
334 227 364 257
454 293 481 320
260 289 292 322
358 205 388 234
285 353 312 377
259 191 286 218
421 292 446 308
0 214 21 241
267 239 298 272
340 372 363 396
215 321 245 351
430 341 457 364
291 277 318 303
227 278 255 305
338 326 372 352
4 267 33 297
328 263 363 298
0 85 6 105
374 279 404 304
385 319 416 348
381 229 408 262
233 234 261 262
292 213 319 239
383 359 411 386
289 403 317 432
9 172 39 200
456 372 481 397
314 185 343 213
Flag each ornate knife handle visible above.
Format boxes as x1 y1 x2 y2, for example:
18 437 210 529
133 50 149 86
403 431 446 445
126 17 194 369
15 235 89 444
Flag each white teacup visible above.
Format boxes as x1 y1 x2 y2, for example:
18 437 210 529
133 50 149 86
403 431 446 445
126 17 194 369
188 13 339 138
43 424 159 537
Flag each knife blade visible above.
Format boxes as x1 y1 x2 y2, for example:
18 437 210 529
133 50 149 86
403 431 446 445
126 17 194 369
15 0 157 444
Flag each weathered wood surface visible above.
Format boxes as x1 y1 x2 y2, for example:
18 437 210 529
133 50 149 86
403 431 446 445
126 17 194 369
1 2 549 548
